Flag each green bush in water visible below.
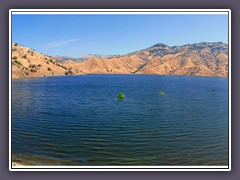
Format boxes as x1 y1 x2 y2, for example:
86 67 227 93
159 92 165 95
117 92 125 99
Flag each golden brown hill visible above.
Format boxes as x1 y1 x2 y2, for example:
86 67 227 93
63 55 145 74
11 44 75 79
12 42 228 79
133 43 228 76
70 42 228 76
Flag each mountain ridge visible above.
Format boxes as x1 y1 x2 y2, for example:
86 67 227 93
11 42 228 79
53 54 117 63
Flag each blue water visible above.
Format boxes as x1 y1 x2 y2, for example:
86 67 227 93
12 75 229 166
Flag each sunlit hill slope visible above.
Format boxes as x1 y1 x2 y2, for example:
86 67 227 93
11 42 228 79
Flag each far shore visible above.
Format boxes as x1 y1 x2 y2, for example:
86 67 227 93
11 73 228 80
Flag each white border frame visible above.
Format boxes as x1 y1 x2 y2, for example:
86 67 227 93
9 9 231 171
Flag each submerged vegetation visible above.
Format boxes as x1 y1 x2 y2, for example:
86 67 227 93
117 92 125 99
159 92 165 95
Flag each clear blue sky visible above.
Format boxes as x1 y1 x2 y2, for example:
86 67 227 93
12 14 228 57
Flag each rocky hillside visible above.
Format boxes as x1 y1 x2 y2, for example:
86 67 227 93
63 42 228 76
129 42 228 76
12 42 228 79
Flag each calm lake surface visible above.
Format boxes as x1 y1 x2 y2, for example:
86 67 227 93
12 75 229 166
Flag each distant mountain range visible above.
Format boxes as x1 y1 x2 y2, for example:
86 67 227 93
53 54 117 62
11 42 228 79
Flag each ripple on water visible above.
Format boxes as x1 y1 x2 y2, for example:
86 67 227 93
12 75 229 166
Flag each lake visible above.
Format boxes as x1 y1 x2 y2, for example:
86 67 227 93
11 75 229 166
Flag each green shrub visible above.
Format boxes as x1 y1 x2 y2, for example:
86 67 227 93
65 70 73 75
14 60 22 66
30 69 37 73
61 66 67 70
47 67 51 71
29 64 36 68
22 55 27 59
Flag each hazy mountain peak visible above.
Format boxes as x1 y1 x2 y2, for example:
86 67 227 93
151 43 169 48
79 54 116 59
53 54 117 63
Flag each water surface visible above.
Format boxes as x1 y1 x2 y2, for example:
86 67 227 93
12 75 229 166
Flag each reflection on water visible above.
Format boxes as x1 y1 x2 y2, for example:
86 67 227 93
12 75 228 166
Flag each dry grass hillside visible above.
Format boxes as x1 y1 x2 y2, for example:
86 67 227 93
133 43 228 76
64 42 228 76
12 42 229 79
11 43 76 79
63 55 145 74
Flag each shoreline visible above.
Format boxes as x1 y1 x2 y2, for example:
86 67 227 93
11 73 228 80
12 162 25 166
